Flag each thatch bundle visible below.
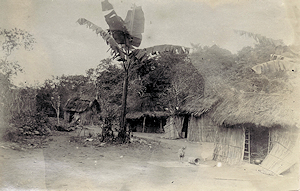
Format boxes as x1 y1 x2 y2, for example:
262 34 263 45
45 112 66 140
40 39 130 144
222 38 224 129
164 116 184 139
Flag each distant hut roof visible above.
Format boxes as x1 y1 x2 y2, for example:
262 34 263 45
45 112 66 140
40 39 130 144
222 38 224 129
126 111 171 119
210 90 300 128
64 97 100 113
180 95 220 117
126 96 220 119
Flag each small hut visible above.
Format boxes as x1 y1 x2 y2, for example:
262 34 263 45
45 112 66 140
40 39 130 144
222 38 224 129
162 96 219 140
211 90 299 175
180 96 220 142
126 111 170 133
64 97 101 125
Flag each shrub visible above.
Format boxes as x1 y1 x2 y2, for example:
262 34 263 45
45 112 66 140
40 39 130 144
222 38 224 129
10 111 52 136
2 126 21 142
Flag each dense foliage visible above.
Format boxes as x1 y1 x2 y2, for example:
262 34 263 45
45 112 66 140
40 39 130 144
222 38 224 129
190 43 293 95
128 52 204 113
0 28 37 140
35 53 200 123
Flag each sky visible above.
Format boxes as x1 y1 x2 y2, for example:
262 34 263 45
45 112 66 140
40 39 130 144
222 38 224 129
0 0 296 86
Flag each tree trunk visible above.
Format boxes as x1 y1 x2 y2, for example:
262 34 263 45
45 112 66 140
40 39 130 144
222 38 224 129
120 69 129 131
57 95 60 125
55 106 60 125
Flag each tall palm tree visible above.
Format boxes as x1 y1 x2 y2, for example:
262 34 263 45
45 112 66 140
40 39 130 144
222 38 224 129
77 1 189 136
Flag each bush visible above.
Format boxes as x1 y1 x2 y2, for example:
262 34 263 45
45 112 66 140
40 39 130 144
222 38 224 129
10 111 52 136
2 126 21 142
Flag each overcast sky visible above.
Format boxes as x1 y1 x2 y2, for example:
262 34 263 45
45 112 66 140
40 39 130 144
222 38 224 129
0 0 296 86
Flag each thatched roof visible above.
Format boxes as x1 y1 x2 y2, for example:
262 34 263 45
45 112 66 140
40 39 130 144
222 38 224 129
126 111 171 119
64 97 100 113
210 90 300 128
126 96 220 119
180 96 220 117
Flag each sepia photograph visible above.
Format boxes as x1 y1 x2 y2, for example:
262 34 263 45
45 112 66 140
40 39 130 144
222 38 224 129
0 0 299 190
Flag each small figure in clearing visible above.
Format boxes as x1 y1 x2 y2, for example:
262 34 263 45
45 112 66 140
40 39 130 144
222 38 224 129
178 146 186 163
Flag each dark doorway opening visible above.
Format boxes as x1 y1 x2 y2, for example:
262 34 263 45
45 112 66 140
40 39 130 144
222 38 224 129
244 125 269 163
181 115 189 138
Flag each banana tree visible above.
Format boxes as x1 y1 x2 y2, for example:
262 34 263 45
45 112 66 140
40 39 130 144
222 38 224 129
77 0 189 137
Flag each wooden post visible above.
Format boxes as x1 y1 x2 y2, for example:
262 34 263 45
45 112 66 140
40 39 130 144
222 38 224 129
160 118 163 133
200 117 203 142
142 116 146 133
268 129 271 154
64 111 68 123
241 126 246 162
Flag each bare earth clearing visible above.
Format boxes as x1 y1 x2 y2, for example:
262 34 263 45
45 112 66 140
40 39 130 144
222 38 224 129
0 131 299 191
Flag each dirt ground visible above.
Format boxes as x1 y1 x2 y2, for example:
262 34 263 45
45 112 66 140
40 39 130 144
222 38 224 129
0 131 299 191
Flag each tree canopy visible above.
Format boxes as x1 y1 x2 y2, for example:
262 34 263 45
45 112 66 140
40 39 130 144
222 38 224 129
190 38 296 95
0 28 35 77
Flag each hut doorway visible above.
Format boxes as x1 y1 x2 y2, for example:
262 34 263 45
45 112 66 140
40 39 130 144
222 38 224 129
67 111 76 123
181 115 189 138
243 125 269 163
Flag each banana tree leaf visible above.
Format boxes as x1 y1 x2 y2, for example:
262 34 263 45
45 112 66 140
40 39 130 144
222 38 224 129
124 6 145 47
105 10 128 32
252 58 298 74
77 18 125 60
110 30 129 45
101 0 113 11
102 1 143 47
129 34 142 47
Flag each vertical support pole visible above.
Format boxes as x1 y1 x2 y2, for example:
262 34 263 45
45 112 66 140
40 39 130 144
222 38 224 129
241 126 245 162
268 128 271 154
248 128 251 163
142 116 146 133
160 118 163 133
200 117 203 142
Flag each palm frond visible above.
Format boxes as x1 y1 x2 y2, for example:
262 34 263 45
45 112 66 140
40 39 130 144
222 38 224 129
235 30 285 47
77 18 125 59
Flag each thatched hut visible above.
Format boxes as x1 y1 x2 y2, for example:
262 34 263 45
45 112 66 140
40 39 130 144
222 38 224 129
64 97 101 125
179 96 220 142
210 90 299 175
126 111 170 133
